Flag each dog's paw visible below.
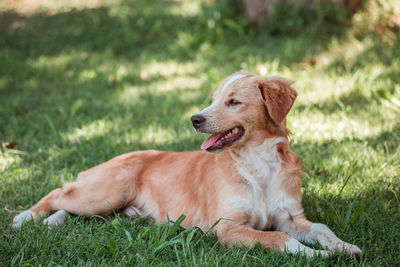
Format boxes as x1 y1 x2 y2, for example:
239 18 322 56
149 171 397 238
340 242 362 259
12 210 34 230
284 238 330 257
311 223 362 258
43 210 68 227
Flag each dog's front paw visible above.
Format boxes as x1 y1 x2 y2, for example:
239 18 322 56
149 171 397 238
323 240 362 258
284 238 330 257
311 223 362 258
341 242 362 259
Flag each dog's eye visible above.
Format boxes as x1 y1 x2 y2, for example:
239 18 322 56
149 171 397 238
228 99 241 106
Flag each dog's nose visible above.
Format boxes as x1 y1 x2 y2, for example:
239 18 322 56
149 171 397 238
191 114 206 128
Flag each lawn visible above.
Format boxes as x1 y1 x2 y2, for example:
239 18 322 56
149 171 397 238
1 0 399 265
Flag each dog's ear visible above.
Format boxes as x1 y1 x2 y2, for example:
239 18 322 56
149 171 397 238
257 77 297 124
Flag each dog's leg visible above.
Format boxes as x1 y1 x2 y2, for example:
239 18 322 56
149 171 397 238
277 214 362 258
12 177 131 229
12 188 62 229
215 220 329 257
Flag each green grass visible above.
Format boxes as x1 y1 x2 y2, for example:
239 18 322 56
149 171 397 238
1 0 399 265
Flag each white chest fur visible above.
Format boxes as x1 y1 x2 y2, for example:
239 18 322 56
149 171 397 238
230 137 300 230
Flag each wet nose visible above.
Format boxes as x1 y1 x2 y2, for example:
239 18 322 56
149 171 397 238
191 114 206 128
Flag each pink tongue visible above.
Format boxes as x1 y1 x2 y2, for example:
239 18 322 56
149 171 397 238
201 132 224 150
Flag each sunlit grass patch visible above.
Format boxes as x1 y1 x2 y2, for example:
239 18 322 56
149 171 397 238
140 61 201 80
0 0 121 15
64 119 113 143
291 112 383 141
0 151 22 172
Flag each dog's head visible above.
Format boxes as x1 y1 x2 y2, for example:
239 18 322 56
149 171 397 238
191 71 297 153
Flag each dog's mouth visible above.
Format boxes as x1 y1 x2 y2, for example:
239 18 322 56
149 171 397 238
200 126 245 152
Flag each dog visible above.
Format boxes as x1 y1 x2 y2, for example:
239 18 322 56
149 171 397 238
12 71 361 257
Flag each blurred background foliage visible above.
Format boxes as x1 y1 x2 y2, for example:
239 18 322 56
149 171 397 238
0 0 399 265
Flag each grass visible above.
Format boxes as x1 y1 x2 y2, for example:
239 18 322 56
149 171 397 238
1 0 399 265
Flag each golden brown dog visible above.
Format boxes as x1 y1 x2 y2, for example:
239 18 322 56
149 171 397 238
12 71 361 257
